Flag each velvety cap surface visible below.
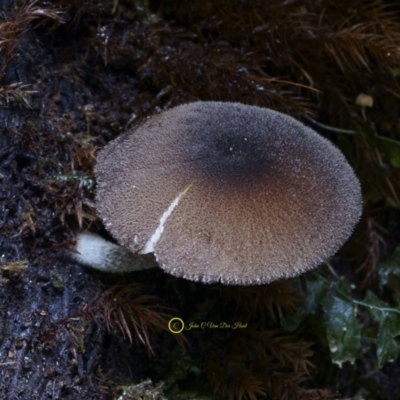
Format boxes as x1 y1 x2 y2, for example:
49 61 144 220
95 102 362 284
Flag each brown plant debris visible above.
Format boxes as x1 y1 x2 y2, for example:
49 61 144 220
153 0 400 127
356 215 388 288
220 281 300 324
0 82 37 106
0 0 64 80
79 283 181 356
203 329 315 400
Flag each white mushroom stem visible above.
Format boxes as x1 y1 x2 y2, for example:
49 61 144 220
71 232 157 273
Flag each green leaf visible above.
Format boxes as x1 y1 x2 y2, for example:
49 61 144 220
364 291 400 367
388 146 400 168
323 294 361 367
377 245 400 286
380 141 400 169
377 326 399 367
283 274 329 331
304 274 331 313
352 388 370 400
161 348 201 390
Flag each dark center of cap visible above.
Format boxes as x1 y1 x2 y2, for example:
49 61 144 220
182 115 271 186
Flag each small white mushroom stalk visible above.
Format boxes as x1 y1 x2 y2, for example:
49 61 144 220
72 232 156 272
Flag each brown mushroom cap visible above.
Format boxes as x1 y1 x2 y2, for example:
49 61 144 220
95 102 362 285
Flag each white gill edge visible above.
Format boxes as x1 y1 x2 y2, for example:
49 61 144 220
140 183 194 254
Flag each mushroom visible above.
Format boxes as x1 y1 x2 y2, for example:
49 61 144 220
73 101 362 285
